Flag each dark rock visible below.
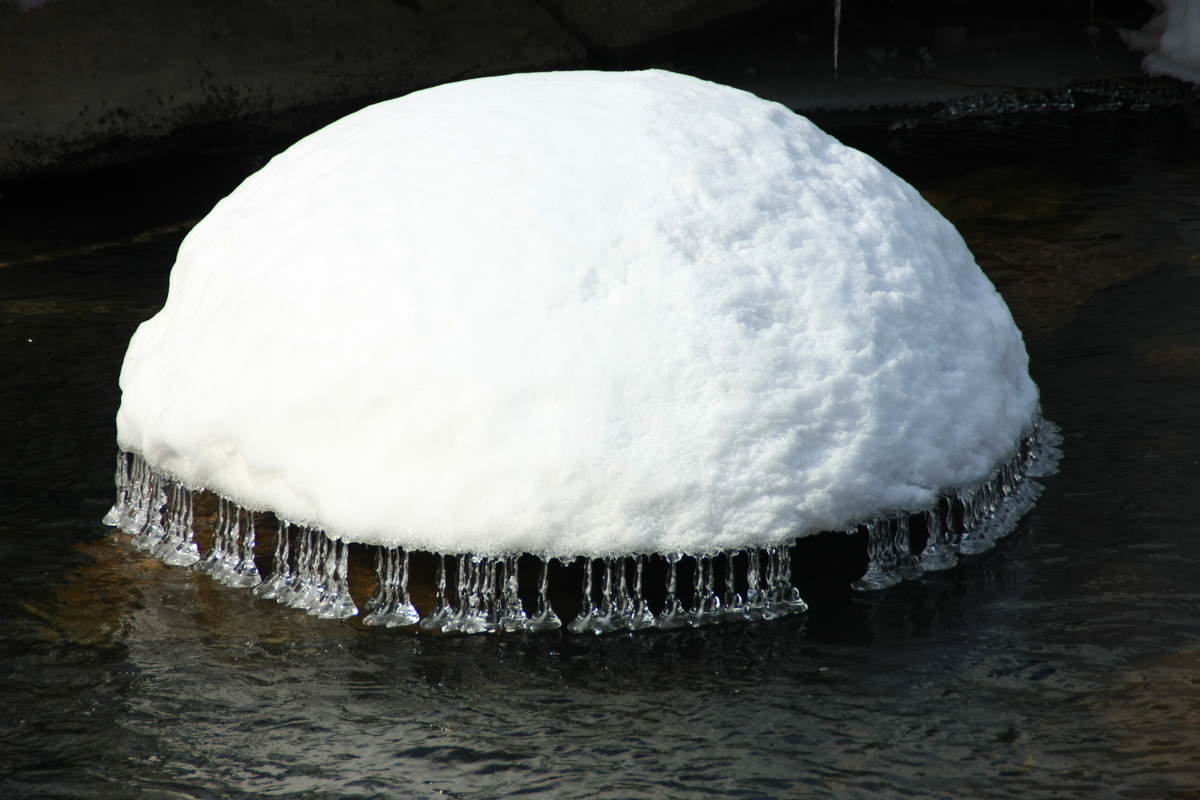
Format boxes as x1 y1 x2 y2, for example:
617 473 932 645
0 0 585 180
534 0 773 49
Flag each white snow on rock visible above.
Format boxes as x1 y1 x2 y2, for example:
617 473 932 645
116 69 1040 558
1121 0 1200 84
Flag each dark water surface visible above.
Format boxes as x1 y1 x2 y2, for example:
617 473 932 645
1 109 1198 799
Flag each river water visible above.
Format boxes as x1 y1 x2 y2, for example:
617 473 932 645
1 105 1198 799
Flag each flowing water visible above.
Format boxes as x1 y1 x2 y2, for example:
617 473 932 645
1 106 1198 799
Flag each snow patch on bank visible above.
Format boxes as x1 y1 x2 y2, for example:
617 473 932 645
1122 0 1200 84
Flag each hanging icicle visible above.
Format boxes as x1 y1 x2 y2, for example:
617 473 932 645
102 411 1059 633
833 0 843 78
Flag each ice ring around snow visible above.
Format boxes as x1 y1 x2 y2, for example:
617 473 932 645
106 69 1060 633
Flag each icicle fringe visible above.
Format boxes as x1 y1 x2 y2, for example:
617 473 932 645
102 415 1061 633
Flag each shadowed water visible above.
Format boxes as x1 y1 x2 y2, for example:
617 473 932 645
1 108 1198 799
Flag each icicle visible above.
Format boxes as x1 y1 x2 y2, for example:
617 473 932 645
569 557 617 634
130 469 167 553
567 558 592 634
475 557 499 633
447 555 475 633
609 557 631 628
626 554 656 630
451 553 472 632
1027 415 1063 478
892 515 924 580
759 547 787 621
981 459 1039 544
775 545 807 613
657 553 688 629
315 538 358 619
852 519 902 591
833 0 843 78
441 554 470 633
1003 473 1043 527
281 528 325 612
196 497 228 576
363 547 388 619
944 495 961 552
942 415 1060 560
722 551 747 622
958 485 991 555
743 548 768 620
110 453 135 532
525 557 562 632
312 531 335 612
598 558 620 631
228 508 262 588
215 504 247 583
689 554 705 623
758 545 805 618
102 409 1057 633
498 553 528 633
146 479 175 558
393 549 421 626
312 535 340 617
278 527 312 609
363 547 419 627
688 555 723 627
610 556 647 631
481 558 502 631
129 456 152 535
452 556 496 634
254 520 293 600
275 526 307 609
919 504 958 571
114 454 150 536
205 505 260 588
598 558 620 632
102 452 132 529
156 483 200 566
420 554 454 631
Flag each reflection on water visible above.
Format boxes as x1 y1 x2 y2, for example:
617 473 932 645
2 109 1198 798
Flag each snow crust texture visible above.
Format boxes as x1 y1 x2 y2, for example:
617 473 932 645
116 69 1040 558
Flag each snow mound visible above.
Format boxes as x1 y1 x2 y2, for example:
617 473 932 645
116 69 1040 558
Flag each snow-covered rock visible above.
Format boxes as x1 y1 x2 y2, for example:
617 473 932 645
115 70 1040 558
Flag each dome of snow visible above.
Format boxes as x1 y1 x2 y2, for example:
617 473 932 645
116 69 1040 558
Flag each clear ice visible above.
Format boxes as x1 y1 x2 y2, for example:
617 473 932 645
102 414 1060 633
851 412 1062 591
